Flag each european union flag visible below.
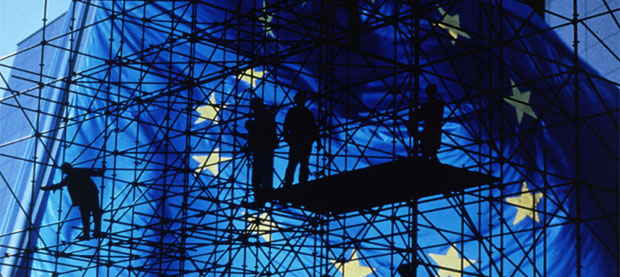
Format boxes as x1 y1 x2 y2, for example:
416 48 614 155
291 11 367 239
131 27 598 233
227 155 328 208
4 0 616 276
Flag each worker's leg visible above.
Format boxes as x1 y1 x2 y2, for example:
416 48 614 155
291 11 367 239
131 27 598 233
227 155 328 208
298 145 312 183
251 156 260 192
86 194 102 238
264 153 274 189
78 206 91 240
284 147 300 186
93 207 102 237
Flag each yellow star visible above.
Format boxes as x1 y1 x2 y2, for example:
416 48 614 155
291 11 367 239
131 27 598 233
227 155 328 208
237 68 265 88
506 181 544 225
246 212 278 242
437 7 470 45
504 80 538 124
195 94 225 124
331 249 375 277
259 0 275 38
192 149 232 176
428 245 475 277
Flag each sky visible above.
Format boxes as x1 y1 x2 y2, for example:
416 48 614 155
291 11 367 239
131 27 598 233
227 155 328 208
0 0 70 81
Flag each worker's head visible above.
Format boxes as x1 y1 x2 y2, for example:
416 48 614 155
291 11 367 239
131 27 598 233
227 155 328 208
249 97 264 111
425 84 438 99
293 93 307 106
60 163 73 173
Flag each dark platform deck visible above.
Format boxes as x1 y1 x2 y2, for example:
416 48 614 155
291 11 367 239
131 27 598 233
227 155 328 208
270 157 499 214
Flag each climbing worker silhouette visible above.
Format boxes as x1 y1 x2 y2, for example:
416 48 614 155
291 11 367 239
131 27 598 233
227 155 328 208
245 98 278 204
40 163 105 241
408 84 444 162
283 93 319 187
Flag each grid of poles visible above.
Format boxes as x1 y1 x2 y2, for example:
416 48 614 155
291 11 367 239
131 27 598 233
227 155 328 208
0 0 617 276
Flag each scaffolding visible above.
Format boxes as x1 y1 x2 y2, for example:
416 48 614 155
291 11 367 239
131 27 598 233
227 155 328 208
0 0 617 276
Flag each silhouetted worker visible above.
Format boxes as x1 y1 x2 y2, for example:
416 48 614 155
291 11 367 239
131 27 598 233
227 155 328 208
283 93 319 186
408 84 444 162
41 163 104 241
245 98 279 204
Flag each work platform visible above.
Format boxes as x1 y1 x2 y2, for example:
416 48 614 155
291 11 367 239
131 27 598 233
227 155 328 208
270 157 499 214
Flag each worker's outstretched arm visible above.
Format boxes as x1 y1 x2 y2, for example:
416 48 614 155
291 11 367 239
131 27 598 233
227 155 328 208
40 179 67 191
91 168 106 177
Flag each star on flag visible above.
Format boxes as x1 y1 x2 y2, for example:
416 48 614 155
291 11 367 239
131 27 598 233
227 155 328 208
192 149 232 176
504 80 538 124
194 94 225 124
506 181 544 225
331 248 375 277
428 244 476 277
259 0 275 38
246 212 278 242
237 68 265 88
437 7 470 45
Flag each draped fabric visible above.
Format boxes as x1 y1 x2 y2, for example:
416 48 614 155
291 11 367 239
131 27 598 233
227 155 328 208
2 0 617 275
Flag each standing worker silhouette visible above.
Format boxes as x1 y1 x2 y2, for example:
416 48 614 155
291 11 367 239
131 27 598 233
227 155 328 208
245 98 278 204
283 93 319 187
41 163 105 241
408 84 444 162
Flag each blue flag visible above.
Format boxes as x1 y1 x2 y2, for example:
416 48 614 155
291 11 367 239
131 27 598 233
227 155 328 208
11 0 617 276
